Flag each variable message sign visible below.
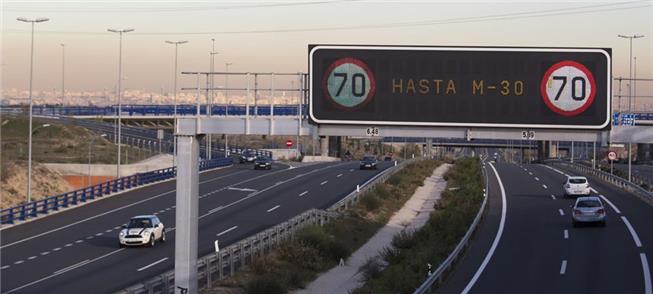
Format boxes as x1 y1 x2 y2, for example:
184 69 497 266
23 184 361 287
309 45 611 129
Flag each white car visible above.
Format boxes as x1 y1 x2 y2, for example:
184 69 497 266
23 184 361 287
563 176 590 198
119 215 166 247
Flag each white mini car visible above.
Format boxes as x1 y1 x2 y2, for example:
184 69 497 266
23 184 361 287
119 215 166 247
563 176 590 198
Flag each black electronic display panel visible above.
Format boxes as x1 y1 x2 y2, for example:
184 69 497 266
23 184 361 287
309 45 611 129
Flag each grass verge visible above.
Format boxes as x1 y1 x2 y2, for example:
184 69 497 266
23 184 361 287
352 157 483 294
207 159 441 294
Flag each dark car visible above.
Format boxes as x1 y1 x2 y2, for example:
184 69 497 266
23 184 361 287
360 155 378 170
254 156 273 170
239 151 257 163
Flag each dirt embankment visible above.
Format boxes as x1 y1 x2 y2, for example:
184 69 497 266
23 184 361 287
1 161 72 209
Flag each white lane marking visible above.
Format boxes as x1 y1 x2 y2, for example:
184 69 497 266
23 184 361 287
165 207 171 211
28 256 37 260
158 209 165 213
53 247 62 252
74 240 83 244
590 187 598 194
267 205 281 213
564 230 569 239
217 226 238 237
172 205 176 208
462 162 507 294
86 236 93 240
105 229 112 233
542 165 568 176
535 177 540 181
1 265 9 270
137 257 168 272
0 169 249 249
6 249 125 293
95 233 102 236
227 187 258 192
40 251 50 256
337 174 343 178
198 162 352 219
350 169 355 172
208 206 224 214
528 172 533 175
641 253 652 294
14 260 24 265
551 194 557 200
153 212 159 215
53 259 91 275
560 260 568 275
65 243 73 247
558 209 565 216
113 226 121 230
599 195 621 214
299 191 309 197
320 180 328 185
542 184 548 189
621 216 642 247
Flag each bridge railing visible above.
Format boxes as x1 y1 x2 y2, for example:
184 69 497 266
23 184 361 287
117 158 417 294
5 104 307 117
0 157 233 226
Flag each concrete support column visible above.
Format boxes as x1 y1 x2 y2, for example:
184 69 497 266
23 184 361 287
174 134 201 294
637 143 651 162
320 136 328 156
425 138 433 157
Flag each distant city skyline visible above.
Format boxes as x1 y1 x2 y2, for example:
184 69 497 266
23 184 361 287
2 0 652 106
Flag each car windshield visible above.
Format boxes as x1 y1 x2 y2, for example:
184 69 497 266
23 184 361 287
256 156 269 161
362 156 375 161
569 178 587 184
577 200 601 208
127 218 152 228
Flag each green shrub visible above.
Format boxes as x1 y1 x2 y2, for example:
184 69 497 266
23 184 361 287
245 274 285 294
360 194 381 211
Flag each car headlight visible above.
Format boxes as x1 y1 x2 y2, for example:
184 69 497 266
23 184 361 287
141 229 151 236
119 230 126 236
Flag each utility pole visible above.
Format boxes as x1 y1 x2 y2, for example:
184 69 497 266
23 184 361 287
108 28 134 178
618 34 645 182
17 17 49 203
165 40 188 166
224 62 232 158
208 40 219 160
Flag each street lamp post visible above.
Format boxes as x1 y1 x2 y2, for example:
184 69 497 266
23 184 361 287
88 134 107 187
617 34 645 182
208 46 219 160
17 17 49 203
108 28 134 178
165 40 188 166
27 123 50 202
60 43 65 107
224 62 232 158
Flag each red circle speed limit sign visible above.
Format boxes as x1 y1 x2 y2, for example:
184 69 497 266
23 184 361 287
608 151 617 161
322 57 376 110
540 60 596 116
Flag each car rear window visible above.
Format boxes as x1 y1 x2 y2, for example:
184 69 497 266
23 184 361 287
577 200 601 208
569 178 587 184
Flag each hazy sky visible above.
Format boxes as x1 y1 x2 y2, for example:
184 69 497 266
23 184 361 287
2 0 652 94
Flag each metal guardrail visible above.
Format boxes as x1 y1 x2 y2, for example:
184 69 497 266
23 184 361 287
413 159 489 294
0 157 233 225
117 158 418 294
550 161 653 207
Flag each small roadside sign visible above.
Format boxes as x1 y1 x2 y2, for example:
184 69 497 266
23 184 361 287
607 151 617 161
286 140 293 148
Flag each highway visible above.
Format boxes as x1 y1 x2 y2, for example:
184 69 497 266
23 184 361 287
0 160 393 293
439 157 652 293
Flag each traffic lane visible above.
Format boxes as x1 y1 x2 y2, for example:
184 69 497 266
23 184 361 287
0 163 247 246
10 161 383 293
467 163 566 294
528 164 644 294
0 162 333 292
436 160 505 294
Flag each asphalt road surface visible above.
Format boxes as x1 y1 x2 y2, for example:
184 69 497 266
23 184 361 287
439 160 652 294
0 160 393 293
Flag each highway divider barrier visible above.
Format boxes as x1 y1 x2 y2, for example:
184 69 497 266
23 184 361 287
0 157 233 226
118 158 419 294
412 158 489 294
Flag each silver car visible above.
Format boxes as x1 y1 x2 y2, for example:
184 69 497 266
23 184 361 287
571 196 606 227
